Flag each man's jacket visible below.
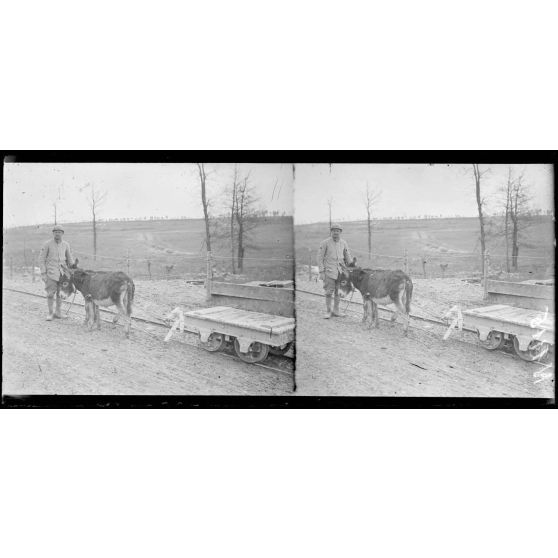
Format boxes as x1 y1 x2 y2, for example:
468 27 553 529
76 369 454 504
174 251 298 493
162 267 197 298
38 239 74 281
317 237 352 280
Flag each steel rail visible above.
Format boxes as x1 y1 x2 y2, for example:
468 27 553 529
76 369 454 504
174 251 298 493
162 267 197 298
294 287 479 334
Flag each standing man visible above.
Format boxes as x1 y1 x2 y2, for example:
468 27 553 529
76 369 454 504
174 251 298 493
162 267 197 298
38 225 75 321
317 223 353 319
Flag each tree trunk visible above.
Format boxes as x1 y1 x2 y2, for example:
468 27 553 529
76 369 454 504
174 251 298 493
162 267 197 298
92 207 97 261
511 216 519 270
505 195 511 273
230 166 238 274
197 164 211 253
473 164 486 276
230 209 236 274
237 221 244 272
366 206 371 259
504 169 511 273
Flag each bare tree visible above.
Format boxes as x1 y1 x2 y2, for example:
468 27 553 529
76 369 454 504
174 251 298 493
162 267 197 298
235 172 259 272
327 197 334 230
228 164 240 273
509 172 532 270
363 182 382 259
503 167 513 272
472 164 489 275
196 163 211 253
81 183 107 261
53 202 57 226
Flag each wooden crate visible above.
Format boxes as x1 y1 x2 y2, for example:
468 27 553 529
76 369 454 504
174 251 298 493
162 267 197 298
486 280 554 312
209 281 295 318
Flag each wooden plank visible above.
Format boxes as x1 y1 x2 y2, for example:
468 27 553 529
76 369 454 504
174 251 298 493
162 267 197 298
486 292 552 312
465 304 509 315
464 305 554 331
487 280 554 300
521 279 554 286
242 280 294 288
185 308 294 334
209 294 294 318
195 306 295 328
211 281 294 303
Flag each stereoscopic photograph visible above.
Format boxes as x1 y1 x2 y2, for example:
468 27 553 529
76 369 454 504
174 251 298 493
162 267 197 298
293 163 555 398
2 161 295 397
2 157 555 404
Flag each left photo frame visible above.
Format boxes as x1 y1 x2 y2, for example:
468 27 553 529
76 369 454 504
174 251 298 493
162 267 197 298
2 153 296 406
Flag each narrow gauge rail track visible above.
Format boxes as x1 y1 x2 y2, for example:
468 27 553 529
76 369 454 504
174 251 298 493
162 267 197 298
295 287 555 367
295 289 553 369
294 287 478 333
3 287 294 377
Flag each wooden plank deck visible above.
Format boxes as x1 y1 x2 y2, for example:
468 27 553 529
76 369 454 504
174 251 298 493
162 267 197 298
185 306 295 334
464 304 554 331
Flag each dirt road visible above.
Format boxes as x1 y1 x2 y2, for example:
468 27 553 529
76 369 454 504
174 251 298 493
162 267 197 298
294 279 554 398
2 286 293 396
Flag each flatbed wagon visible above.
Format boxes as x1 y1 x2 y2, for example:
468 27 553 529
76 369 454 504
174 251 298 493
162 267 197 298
184 306 295 363
183 279 295 364
463 279 555 362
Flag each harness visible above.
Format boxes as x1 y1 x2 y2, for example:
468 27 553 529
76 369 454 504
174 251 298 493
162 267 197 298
65 289 78 316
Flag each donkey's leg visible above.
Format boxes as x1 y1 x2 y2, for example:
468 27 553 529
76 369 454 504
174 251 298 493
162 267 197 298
114 290 131 337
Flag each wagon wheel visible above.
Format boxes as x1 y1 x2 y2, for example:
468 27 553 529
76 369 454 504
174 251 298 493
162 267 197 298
269 341 293 356
512 337 550 362
479 331 506 351
200 332 227 352
233 339 270 363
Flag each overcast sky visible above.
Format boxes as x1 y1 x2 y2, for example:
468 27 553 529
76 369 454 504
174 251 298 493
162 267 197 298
3 163 293 228
294 164 554 224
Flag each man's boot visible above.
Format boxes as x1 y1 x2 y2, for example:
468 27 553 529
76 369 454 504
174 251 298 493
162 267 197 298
46 297 54 321
332 296 346 318
323 295 333 319
53 297 67 319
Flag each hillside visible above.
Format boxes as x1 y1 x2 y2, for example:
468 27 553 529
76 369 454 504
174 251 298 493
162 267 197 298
295 216 554 278
3 216 294 281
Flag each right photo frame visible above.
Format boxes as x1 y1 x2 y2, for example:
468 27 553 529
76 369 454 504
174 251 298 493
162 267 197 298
293 161 555 400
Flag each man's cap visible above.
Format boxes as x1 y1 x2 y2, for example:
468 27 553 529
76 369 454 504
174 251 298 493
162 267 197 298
52 225 64 232
330 223 343 231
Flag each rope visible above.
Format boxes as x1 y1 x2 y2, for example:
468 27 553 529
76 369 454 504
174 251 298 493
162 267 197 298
343 287 356 314
65 290 78 316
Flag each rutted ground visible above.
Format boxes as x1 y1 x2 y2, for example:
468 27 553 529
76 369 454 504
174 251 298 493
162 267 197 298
294 278 554 397
2 279 293 396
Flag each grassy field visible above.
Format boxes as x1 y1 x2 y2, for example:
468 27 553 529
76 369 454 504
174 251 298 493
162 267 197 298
3 215 553 282
295 216 555 279
3 216 294 281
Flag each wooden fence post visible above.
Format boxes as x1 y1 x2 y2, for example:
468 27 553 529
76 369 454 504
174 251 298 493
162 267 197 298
308 249 312 281
147 259 151 280
32 250 36 282
422 255 427 278
206 251 212 302
483 251 490 299
10 256 13 280
126 250 130 276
